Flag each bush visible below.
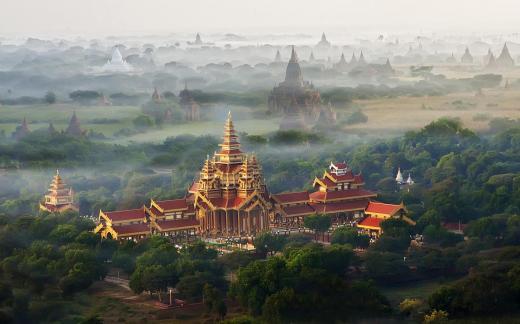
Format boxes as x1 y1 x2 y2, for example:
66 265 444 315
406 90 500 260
345 110 368 125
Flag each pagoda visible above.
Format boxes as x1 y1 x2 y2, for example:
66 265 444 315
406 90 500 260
40 170 78 213
179 82 201 121
309 51 315 62
194 33 203 45
316 32 331 48
274 50 282 62
268 46 322 129
486 53 497 70
151 87 162 103
194 112 270 237
349 53 358 68
11 117 30 140
461 47 473 64
496 43 515 68
66 112 85 137
102 47 132 73
334 53 350 72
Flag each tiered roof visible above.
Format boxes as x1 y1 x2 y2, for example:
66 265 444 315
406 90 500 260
40 169 77 213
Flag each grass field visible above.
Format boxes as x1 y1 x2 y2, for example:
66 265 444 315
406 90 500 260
0 103 281 143
3 87 520 144
347 88 520 135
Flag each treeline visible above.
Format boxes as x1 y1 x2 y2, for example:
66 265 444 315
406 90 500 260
321 74 502 105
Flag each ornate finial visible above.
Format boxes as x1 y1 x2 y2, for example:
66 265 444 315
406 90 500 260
56 169 59 175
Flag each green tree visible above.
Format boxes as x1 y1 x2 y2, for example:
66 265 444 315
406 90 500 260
331 227 370 248
44 91 57 104
303 214 331 241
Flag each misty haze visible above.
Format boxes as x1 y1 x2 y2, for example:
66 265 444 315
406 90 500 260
0 1 520 323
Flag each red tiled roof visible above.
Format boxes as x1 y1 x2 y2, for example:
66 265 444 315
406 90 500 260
148 205 163 217
353 174 364 184
271 191 309 204
365 201 402 216
309 189 377 202
155 198 188 211
210 197 246 209
155 218 200 230
280 204 315 216
357 217 383 229
113 223 150 235
331 162 348 169
104 208 146 222
328 171 355 182
311 199 369 213
315 176 336 187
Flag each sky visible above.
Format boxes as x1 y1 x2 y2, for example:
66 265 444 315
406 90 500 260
0 0 519 37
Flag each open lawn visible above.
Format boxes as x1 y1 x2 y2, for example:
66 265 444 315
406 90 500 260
0 103 280 143
347 88 520 136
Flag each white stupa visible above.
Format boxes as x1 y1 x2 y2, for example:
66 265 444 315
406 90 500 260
406 174 414 185
102 47 132 72
395 168 404 184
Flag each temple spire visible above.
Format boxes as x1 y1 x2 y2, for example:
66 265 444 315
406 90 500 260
289 46 298 63
215 111 243 164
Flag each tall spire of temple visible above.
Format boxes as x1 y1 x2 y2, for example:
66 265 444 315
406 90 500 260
66 111 84 137
289 45 298 63
274 50 282 62
215 111 243 164
284 46 303 87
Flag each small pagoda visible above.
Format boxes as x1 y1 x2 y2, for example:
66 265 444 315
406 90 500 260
152 87 162 103
333 53 350 72
179 82 201 121
496 43 515 68
11 117 30 140
461 47 474 64
40 170 78 213
66 112 85 137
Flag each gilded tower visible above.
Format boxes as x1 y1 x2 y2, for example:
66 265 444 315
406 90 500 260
194 112 270 237
40 170 78 213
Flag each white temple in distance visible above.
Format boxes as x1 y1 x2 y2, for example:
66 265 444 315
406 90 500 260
102 47 132 73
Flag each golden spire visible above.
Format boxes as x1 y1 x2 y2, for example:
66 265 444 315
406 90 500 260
216 111 243 163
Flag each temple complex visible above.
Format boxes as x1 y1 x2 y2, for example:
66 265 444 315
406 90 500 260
11 117 30 140
94 118 410 242
461 47 473 64
66 112 85 137
39 170 78 213
268 46 322 129
179 82 201 121
270 161 412 238
95 113 270 240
